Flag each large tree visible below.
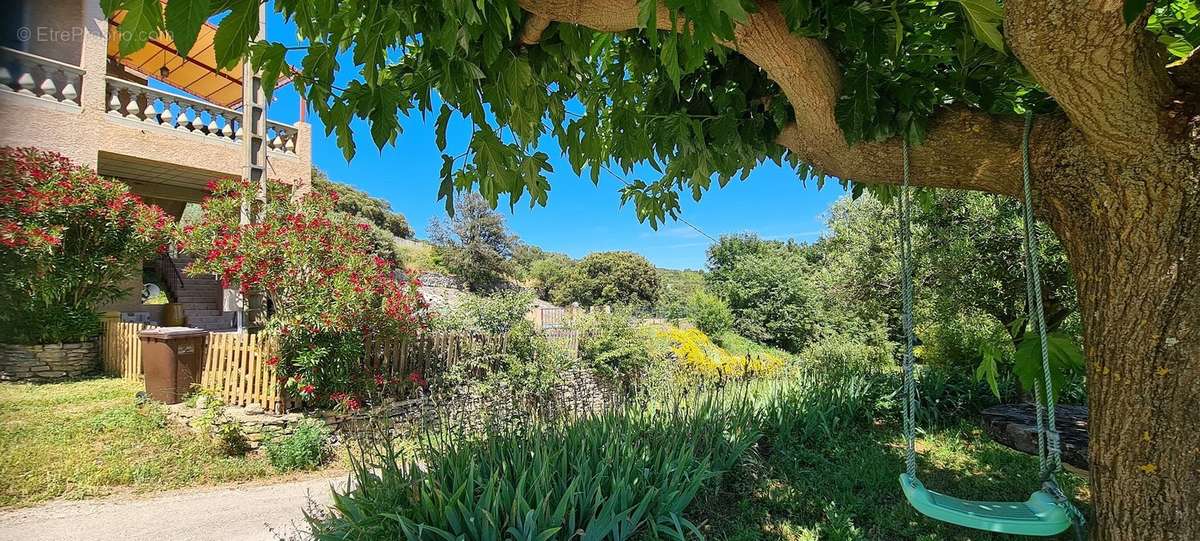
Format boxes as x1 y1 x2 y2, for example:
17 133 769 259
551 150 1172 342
113 0 1199 536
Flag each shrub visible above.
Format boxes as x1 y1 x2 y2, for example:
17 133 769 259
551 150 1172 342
798 333 895 374
264 419 331 472
180 178 426 406
688 290 733 335
433 290 533 334
309 396 759 540
440 319 573 406
0 147 171 344
216 422 250 457
658 326 785 385
573 308 654 381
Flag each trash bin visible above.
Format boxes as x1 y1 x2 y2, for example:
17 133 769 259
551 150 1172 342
140 327 208 404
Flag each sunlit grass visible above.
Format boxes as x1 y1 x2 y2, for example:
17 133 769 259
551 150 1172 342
700 422 1090 541
0 378 340 508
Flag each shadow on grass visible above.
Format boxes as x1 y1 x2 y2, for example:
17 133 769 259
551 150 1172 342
697 423 1088 541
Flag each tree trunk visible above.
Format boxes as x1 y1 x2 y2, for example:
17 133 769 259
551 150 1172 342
1045 144 1200 539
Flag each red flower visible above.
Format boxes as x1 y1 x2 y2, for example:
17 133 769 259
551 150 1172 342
407 372 427 387
266 356 279 367
300 384 315 395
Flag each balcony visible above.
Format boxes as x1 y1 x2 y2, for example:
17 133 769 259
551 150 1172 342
0 46 311 198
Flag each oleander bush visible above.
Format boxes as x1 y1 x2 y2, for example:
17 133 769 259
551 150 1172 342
0 147 172 344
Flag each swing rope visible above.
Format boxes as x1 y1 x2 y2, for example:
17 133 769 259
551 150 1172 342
898 111 1085 533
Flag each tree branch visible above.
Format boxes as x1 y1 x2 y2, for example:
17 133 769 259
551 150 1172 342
517 0 1027 196
1006 0 1174 159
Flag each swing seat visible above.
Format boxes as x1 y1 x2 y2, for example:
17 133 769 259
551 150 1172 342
899 474 1072 536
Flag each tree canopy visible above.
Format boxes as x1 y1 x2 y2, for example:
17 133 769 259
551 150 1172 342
105 0 1199 225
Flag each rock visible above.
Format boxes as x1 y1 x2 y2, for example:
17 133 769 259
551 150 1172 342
195 396 209 410
244 403 264 415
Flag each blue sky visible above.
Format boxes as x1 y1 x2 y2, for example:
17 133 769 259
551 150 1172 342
253 7 846 271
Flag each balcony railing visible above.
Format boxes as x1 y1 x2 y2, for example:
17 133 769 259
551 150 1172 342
104 77 299 155
0 47 85 106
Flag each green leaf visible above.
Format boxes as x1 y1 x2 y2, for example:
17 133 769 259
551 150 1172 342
249 42 287 101
435 104 453 151
163 0 209 57
117 0 164 56
213 0 260 70
661 35 682 91
953 0 1006 53
1013 332 1085 403
1124 0 1149 25
974 341 1003 399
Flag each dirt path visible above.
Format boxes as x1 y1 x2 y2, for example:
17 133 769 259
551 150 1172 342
0 475 348 541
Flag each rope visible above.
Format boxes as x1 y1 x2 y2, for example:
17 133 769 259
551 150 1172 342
899 139 918 482
1021 111 1087 533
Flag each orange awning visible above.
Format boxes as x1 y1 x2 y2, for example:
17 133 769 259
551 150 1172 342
107 2 292 108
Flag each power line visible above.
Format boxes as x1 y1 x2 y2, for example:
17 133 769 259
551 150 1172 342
597 163 720 244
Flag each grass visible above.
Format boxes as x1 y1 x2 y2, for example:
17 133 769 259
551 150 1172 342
716 331 794 360
0 378 338 509
699 422 1090 541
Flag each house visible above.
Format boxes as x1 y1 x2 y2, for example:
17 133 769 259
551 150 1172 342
0 0 313 329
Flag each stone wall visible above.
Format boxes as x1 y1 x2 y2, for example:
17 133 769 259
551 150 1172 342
0 341 98 382
166 368 620 449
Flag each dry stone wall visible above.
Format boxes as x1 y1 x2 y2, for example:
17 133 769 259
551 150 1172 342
0 341 98 382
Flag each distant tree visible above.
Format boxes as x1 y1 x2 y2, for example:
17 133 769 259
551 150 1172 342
687 290 733 336
558 251 660 308
656 269 706 319
527 254 575 304
428 193 516 291
706 234 824 352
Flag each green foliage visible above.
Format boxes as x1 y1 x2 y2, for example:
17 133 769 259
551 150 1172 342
687 290 733 336
215 422 250 457
706 234 824 352
1012 332 1085 404
525 253 575 303
556 251 662 308
573 308 655 381
798 332 895 374
308 396 760 540
0 148 171 345
654 268 706 319
312 168 413 239
428 193 517 291
110 0 1198 226
434 290 534 334
264 419 331 472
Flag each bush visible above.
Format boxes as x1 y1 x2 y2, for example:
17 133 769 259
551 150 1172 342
434 290 533 334
688 290 733 335
179 178 426 406
0 148 171 344
556 251 661 307
573 308 654 381
309 396 759 540
428 193 516 291
798 333 895 374
657 326 786 385
264 419 331 472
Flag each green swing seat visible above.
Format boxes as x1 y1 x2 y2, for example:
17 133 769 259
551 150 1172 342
900 474 1072 536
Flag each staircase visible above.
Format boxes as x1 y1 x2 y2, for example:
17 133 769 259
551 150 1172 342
160 256 237 331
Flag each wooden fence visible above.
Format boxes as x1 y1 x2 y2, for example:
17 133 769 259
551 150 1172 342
101 320 155 381
99 320 568 412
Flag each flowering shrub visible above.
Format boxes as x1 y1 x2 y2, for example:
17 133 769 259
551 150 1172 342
180 178 427 406
0 148 171 344
658 327 785 384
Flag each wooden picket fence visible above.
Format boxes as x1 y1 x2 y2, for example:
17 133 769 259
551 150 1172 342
101 320 156 381
199 332 285 411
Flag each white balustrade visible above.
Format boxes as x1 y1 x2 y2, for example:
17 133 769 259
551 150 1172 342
105 77 241 143
266 120 299 155
0 47 84 105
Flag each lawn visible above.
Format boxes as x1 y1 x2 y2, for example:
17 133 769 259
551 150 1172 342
0 378 338 508
700 422 1090 541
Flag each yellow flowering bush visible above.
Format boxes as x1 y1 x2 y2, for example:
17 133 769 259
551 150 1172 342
657 327 785 384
